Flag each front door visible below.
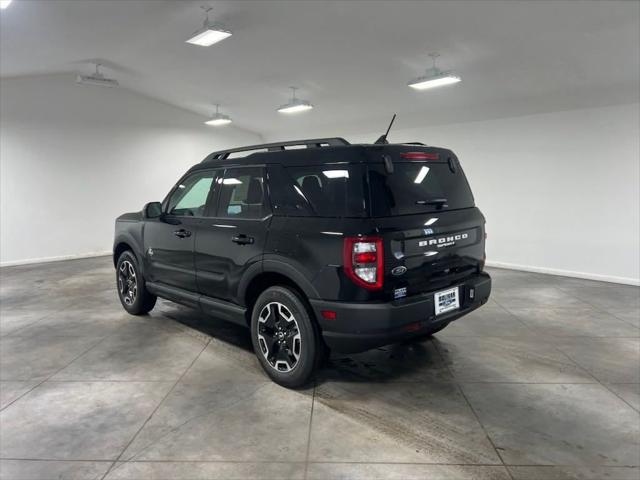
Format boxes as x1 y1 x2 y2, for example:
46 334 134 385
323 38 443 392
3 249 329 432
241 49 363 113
144 169 217 293
195 166 271 304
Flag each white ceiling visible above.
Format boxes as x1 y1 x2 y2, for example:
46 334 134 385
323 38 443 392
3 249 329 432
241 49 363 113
1 0 638 138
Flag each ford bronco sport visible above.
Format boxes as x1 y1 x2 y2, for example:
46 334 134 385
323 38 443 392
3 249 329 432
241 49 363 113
113 137 491 387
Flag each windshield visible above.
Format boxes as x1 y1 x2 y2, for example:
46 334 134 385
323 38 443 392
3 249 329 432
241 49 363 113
368 162 475 216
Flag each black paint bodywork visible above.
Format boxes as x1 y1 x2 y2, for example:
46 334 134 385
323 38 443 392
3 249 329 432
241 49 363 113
114 142 491 353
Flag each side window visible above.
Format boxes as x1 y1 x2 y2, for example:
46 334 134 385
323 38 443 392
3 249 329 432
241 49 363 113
217 167 268 219
166 171 215 217
266 165 314 216
269 164 365 217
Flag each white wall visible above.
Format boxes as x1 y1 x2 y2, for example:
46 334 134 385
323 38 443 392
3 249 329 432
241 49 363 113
271 103 640 285
2 74 638 284
0 74 262 266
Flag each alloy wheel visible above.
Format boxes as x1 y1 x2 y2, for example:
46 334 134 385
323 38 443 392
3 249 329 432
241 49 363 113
118 260 138 306
257 301 302 372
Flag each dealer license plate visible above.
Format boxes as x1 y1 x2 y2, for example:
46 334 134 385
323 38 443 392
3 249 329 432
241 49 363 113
434 287 460 316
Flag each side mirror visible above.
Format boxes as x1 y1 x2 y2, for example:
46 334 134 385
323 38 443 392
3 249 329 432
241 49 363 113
143 202 163 219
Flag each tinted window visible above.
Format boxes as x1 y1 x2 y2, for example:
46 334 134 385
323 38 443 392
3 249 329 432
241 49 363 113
217 167 267 219
269 164 366 217
167 171 215 217
368 162 474 216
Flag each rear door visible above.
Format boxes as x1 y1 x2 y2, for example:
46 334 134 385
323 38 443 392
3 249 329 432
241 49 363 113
195 166 271 304
368 150 486 300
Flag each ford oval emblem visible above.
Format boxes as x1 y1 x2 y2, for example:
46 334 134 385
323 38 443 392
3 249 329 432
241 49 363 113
391 266 407 276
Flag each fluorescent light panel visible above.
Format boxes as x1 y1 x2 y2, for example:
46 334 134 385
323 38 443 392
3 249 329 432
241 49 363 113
0 0 12 9
277 101 313 114
205 104 232 126
205 116 232 126
408 73 461 90
75 74 119 88
187 26 232 47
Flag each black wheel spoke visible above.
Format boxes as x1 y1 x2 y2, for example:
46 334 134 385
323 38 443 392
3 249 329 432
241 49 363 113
275 344 292 364
284 333 296 351
263 331 278 354
262 306 278 329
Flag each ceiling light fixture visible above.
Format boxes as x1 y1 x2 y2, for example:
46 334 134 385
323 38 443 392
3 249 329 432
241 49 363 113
277 87 313 114
0 0 12 10
186 6 232 47
205 104 232 126
76 63 119 88
408 53 461 91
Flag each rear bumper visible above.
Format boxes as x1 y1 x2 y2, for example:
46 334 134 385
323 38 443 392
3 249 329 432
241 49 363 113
310 272 491 353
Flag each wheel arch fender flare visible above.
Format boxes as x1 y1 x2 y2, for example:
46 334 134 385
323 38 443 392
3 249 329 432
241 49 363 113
238 258 320 307
113 233 144 269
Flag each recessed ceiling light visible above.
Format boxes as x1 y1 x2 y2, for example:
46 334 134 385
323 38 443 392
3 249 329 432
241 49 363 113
186 6 232 47
277 87 314 114
205 104 232 126
0 0 13 10
408 53 461 91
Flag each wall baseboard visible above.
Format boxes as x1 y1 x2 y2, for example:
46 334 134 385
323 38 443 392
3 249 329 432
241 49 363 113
486 260 640 286
0 251 112 268
2 253 638 286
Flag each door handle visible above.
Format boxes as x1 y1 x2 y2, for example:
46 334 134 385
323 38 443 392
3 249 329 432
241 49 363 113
173 229 192 238
231 234 254 245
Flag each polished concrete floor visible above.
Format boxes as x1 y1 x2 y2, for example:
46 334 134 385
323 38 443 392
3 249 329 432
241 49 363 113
0 256 638 480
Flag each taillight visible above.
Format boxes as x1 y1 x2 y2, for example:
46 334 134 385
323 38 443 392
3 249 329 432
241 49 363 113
343 236 384 290
400 152 439 160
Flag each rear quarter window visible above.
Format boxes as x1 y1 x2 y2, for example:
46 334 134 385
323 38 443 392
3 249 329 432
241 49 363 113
268 164 366 217
368 162 475 216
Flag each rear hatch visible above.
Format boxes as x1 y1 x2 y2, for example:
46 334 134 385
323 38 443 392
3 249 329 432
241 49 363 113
367 146 486 300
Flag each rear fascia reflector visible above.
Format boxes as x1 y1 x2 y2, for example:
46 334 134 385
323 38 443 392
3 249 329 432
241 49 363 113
321 310 337 320
403 322 422 333
400 152 439 160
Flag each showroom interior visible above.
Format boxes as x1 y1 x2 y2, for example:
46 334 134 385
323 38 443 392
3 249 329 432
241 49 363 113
0 0 639 479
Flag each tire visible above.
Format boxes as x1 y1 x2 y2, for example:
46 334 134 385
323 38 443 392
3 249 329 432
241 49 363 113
116 250 157 315
250 286 320 388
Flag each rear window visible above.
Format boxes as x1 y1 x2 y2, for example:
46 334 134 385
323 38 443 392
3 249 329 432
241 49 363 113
368 162 474 216
268 164 366 217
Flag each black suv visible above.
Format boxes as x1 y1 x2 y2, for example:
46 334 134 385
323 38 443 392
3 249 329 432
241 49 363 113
113 137 491 387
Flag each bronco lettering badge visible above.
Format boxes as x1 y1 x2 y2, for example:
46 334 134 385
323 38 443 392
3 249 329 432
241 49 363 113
419 232 469 249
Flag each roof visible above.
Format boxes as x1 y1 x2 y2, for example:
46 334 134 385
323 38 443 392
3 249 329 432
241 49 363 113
194 138 448 170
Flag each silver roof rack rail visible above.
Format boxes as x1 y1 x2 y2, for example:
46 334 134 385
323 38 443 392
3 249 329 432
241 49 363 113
205 137 350 161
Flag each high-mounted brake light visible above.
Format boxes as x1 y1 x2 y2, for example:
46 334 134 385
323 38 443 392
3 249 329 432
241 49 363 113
343 237 384 290
400 152 439 160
